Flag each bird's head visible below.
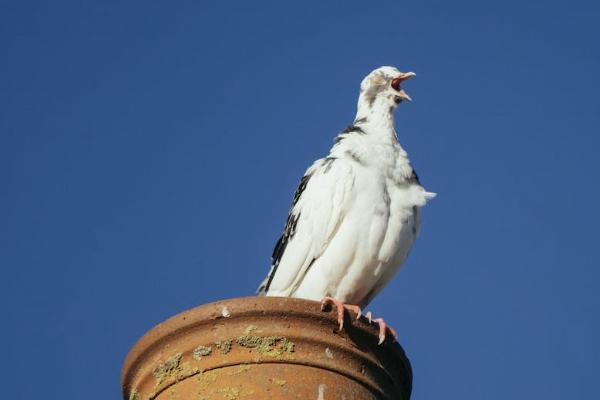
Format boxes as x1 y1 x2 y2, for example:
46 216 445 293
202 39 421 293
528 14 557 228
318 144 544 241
358 66 416 113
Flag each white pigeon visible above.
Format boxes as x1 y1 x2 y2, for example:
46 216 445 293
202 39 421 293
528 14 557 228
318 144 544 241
258 66 435 343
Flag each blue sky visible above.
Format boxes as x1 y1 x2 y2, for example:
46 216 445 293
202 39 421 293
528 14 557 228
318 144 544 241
1 0 599 398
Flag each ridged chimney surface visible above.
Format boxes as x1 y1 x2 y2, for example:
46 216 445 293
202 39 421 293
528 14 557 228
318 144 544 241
122 296 412 400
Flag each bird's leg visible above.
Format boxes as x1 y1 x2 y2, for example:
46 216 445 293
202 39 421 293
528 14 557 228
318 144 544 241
320 296 362 331
372 317 398 345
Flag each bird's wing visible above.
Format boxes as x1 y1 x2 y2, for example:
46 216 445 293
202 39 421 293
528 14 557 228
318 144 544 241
257 157 355 296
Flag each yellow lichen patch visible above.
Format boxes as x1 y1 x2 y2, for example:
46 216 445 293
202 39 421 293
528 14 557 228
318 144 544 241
273 379 287 386
152 352 183 384
128 390 140 400
215 340 233 354
236 335 295 358
195 370 258 399
216 387 240 400
193 345 213 360
196 369 218 391
178 361 200 380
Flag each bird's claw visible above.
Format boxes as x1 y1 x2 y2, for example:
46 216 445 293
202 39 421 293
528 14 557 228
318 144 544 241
320 299 396 345
345 304 362 320
372 317 398 345
320 297 363 331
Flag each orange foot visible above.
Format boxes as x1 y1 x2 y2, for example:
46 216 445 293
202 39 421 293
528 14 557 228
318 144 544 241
365 312 398 345
320 296 362 331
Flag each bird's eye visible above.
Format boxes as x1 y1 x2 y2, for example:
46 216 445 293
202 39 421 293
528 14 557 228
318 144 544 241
391 77 402 91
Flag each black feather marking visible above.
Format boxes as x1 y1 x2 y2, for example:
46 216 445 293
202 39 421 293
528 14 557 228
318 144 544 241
411 206 418 236
345 149 363 165
336 118 367 142
408 169 421 184
341 124 365 134
292 173 312 206
261 211 300 294
260 172 313 294
286 256 318 294
365 84 387 107
323 157 336 173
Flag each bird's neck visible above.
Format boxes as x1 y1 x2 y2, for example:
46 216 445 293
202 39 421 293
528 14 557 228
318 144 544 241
355 98 398 142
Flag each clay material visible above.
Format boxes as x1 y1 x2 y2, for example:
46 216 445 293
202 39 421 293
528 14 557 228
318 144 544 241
121 296 412 399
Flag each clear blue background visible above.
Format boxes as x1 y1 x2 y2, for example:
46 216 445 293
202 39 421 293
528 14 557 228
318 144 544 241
2 1 599 398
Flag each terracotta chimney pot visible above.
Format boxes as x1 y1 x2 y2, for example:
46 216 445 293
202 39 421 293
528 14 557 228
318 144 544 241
122 296 412 399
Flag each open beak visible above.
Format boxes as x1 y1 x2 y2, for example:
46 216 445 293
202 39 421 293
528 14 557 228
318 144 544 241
398 71 416 82
393 72 416 102
396 89 412 102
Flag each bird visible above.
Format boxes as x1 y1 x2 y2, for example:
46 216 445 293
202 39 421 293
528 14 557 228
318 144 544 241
257 66 436 344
